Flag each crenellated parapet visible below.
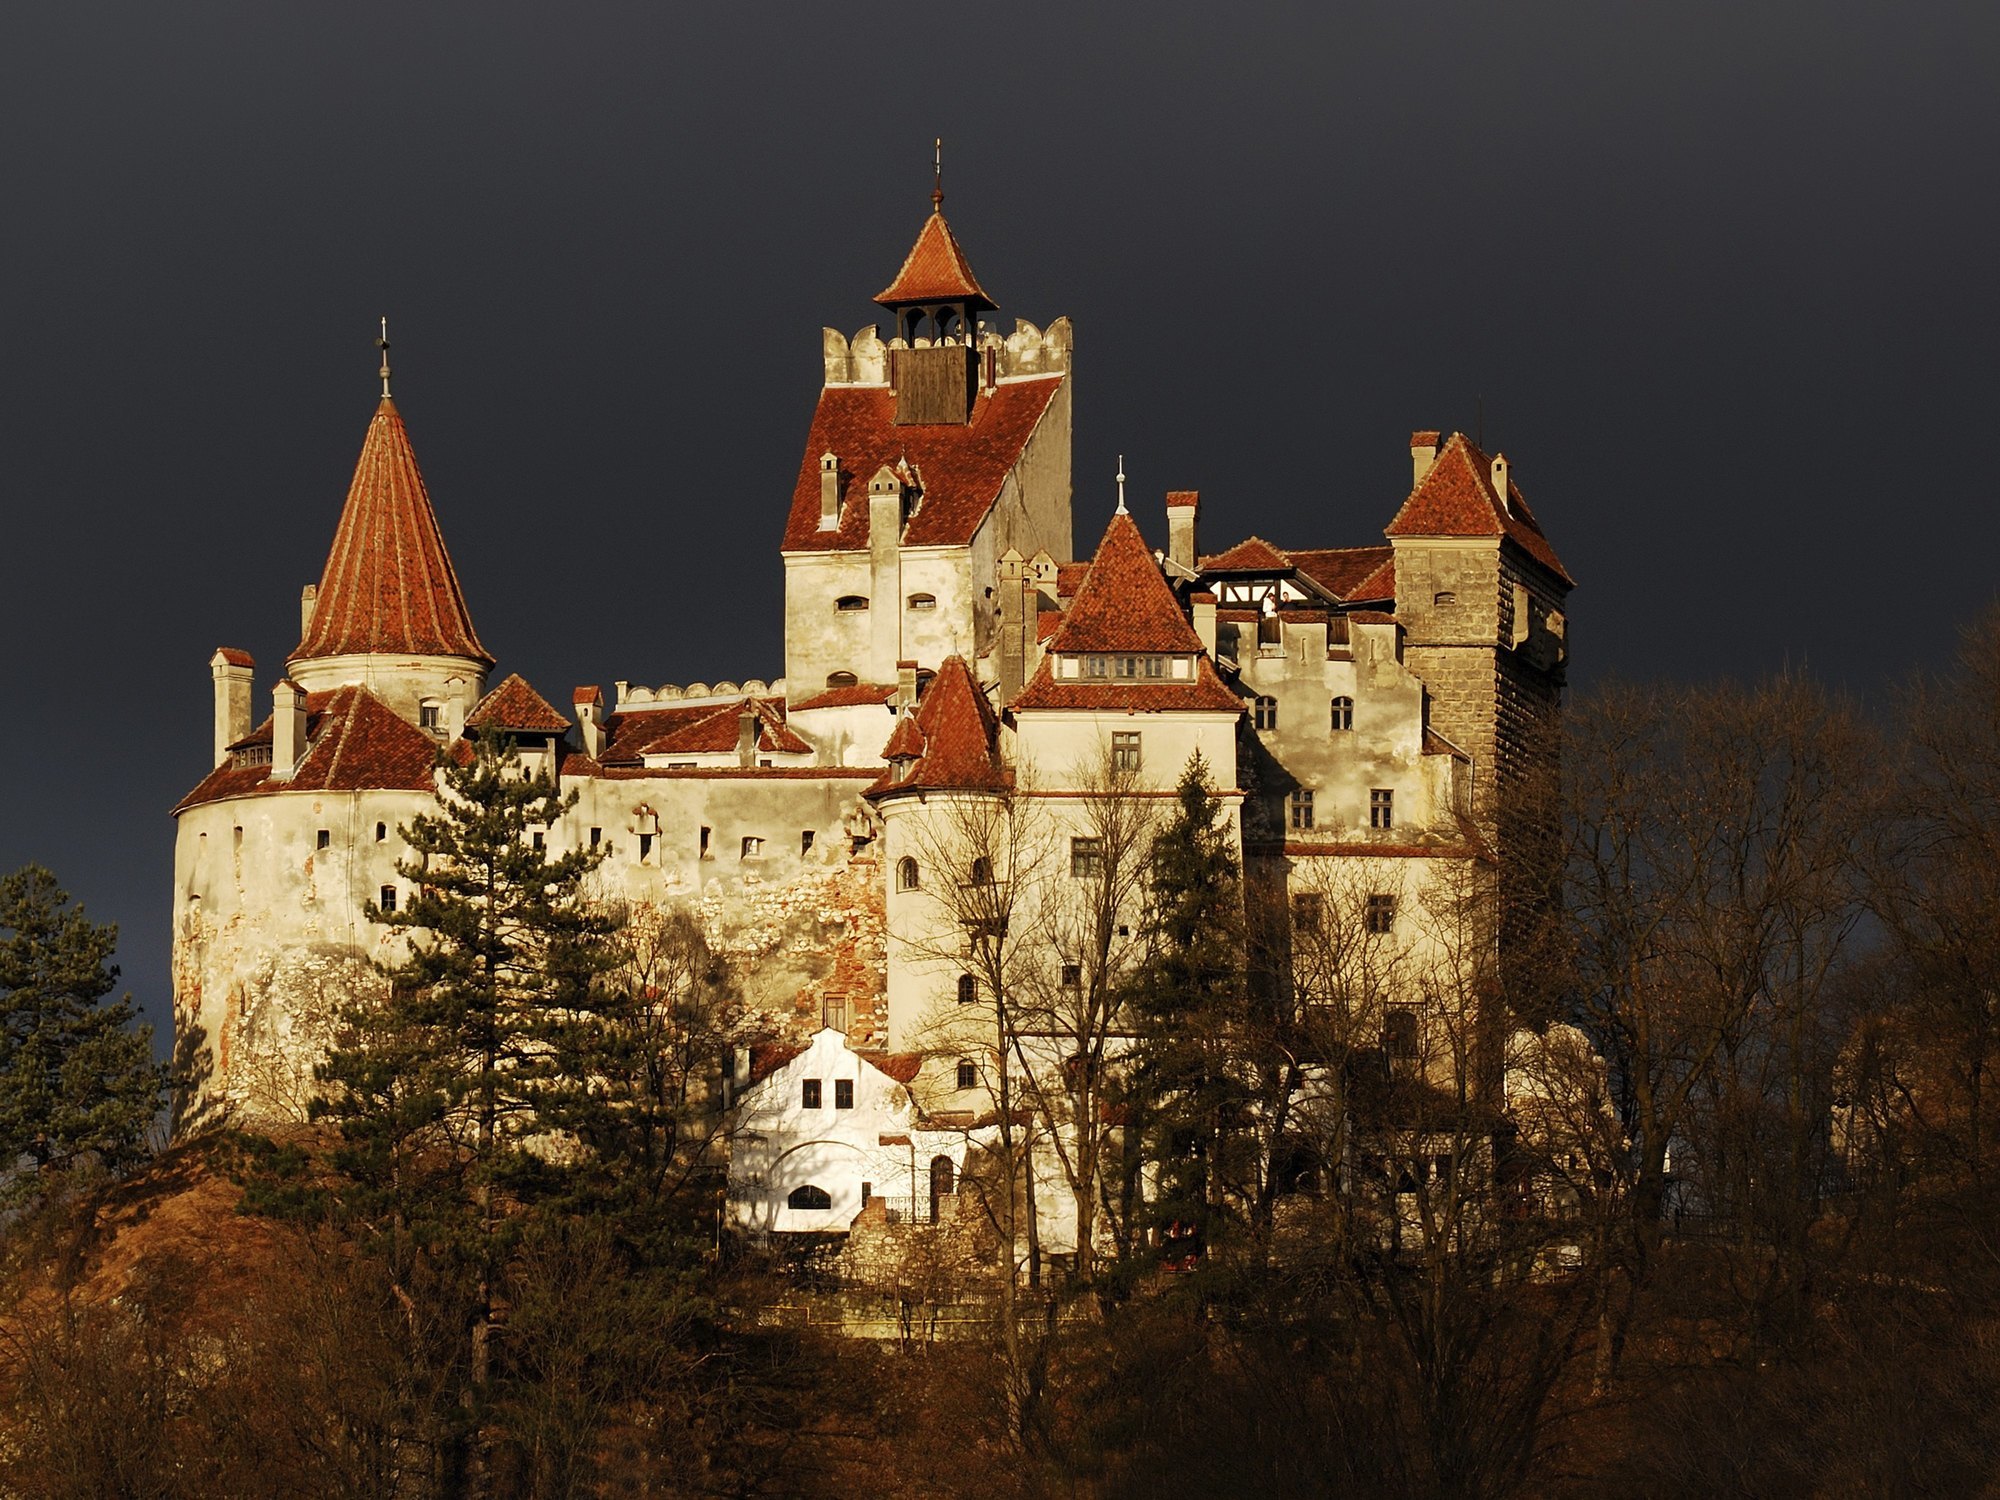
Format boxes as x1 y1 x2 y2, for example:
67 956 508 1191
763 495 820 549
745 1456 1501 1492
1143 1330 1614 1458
821 317 1071 389
614 678 787 712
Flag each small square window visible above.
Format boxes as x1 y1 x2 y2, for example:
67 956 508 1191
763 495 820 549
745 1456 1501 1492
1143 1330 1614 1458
531 831 545 850
375 822 388 842
589 827 602 848
1293 893 1323 933
1331 696 1353 732
378 885 397 913
316 829 331 850
1254 696 1278 731
1290 790 1315 830
742 836 763 860
419 703 441 730
1384 1008 1419 1059
1086 655 1109 678
801 830 816 856
1112 731 1141 773
834 1078 854 1109
957 1060 977 1089
802 1079 822 1109
1370 789 1394 829
1061 963 1082 988
1366 893 1397 934
1071 837 1104 879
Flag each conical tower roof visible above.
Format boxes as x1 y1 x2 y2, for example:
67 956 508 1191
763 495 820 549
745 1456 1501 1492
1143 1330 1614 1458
293 398 493 667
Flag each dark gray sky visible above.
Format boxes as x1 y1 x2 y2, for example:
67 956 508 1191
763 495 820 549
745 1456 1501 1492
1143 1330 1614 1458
4 2 1996 1034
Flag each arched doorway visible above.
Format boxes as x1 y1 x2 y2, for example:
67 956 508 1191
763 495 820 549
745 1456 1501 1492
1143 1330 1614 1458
929 1155 955 1224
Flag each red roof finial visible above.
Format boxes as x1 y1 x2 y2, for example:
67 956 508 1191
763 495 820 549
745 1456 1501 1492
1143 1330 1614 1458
933 136 944 213
376 316 392 400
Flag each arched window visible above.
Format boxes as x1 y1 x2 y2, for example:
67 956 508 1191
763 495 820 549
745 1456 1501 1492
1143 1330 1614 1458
929 1155 956 1222
826 670 858 688
957 973 978 1005
969 856 993 885
1331 696 1354 732
897 856 920 891
956 1058 978 1089
914 669 935 700
907 592 937 611
787 1184 832 1211
835 595 869 612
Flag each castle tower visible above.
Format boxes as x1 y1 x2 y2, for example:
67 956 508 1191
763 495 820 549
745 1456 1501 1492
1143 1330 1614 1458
288 393 493 727
781 178 1073 710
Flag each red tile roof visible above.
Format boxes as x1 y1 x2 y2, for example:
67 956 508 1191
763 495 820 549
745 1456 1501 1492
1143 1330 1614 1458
866 656 1007 798
1009 654 1244 714
597 700 785 765
1045 512 1205 655
875 210 994 308
782 378 1063 553
1036 608 1064 643
1055 563 1089 599
293 399 493 667
881 712 925 762
1201 535 1292 572
1289 546 1396 601
572 685 602 707
789 682 899 711
175 686 441 813
858 1050 925 1085
213 647 254 668
1384 432 1573 586
638 700 812 759
467 673 570 733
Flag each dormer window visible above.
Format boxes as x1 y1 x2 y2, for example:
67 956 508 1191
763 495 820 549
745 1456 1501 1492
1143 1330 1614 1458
908 593 937 611
836 596 869 612
826 671 858 689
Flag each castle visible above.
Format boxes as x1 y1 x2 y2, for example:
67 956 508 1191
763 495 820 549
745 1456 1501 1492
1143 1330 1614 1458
171 179 1572 1247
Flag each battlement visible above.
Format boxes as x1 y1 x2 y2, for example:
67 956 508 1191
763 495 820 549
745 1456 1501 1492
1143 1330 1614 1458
614 678 787 712
821 317 1071 388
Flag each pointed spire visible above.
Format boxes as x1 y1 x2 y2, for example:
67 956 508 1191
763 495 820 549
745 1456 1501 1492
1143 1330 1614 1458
875 150 994 312
292 399 493 667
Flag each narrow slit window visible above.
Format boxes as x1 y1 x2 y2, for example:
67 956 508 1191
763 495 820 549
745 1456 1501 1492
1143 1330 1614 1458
835 595 869 612
316 829 331 850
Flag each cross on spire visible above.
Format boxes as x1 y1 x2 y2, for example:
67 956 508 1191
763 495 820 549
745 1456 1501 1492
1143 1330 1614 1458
1116 454 1128 515
376 317 392 400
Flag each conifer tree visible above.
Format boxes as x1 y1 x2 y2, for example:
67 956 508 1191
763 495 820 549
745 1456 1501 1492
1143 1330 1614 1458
0 865 162 1201
1121 753 1248 1268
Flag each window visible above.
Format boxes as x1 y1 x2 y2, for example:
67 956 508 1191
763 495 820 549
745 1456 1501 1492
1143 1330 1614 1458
1258 613 1282 647
787 1184 832 1210
957 1059 978 1089
378 885 397 913
823 995 848 1032
835 596 869 612
834 1078 854 1109
969 856 993 886
862 1181 873 1205
1290 789 1315 830
801 1079 822 1109
1254 696 1278 730
316 829 331 850
1330 696 1353 732
801 830 815 856
1112 731 1141 772
1293 893 1323 934
1384 1008 1419 1059
741 836 763 860
699 825 711 859
897 856 920 891
1366 893 1398 934
589 827 602 848
531 831 545 851
1071 837 1104 879
908 593 937 611
375 822 388 842
826 671 858 688
1370 789 1394 829
1434 591 1457 607
958 973 978 1005
1061 963 1082 989
638 832 654 862
419 703 441 730
1085 655 1109 678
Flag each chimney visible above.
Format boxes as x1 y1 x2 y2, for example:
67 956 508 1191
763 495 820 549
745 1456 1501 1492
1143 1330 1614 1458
1192 593 1218 659
573 685 606 758
996 550 1027 703
1410 431 1441 488
818 452 840 530
1166 491 1201 573
896 660 919 710
737 706 759 768
209 648 254 767
270 679 306 781
299 584 318 637
1490 453 1511 514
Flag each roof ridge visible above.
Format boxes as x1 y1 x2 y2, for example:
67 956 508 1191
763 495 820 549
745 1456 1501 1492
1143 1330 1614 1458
1047 512 1205 655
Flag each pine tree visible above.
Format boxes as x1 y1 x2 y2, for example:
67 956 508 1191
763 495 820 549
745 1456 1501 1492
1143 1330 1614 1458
0 865 162 1201
1121 753 1249 1270
311 729 619 1470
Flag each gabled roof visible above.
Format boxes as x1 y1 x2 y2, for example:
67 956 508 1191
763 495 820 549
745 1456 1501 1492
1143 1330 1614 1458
639 700 812 759
1201 535 1292 573
1045 512 1206 655
467 674 569 733
876 210 993 309
1289 546 1396 601
175 685 440 813
1385 432 1573 586
782 378 1064 553
789 682 899 712
293 399 493 667
865 656 1006 798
